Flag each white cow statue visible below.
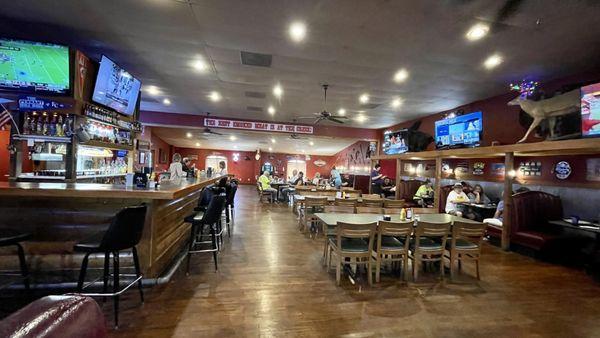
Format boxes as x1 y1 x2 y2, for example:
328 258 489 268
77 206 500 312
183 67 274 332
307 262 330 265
508 89 581 143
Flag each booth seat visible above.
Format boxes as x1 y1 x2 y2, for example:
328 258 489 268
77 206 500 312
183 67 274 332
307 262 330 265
396 180 424 206
437 182 474 213
0 295 107 338
510 191 563 252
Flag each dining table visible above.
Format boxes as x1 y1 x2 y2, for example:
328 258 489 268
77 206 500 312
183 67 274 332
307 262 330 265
548 218 600 250
314 212 473 227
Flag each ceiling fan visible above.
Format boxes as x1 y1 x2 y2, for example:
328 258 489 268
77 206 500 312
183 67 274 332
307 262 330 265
201 112 224 136
298 84 349 125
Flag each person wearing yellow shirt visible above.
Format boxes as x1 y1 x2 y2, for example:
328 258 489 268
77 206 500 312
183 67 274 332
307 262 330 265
258 171 277 202
413 179 434 207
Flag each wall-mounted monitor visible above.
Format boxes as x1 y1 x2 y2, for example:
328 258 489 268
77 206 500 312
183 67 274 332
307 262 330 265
0 38 70 94
382 129 409 155
435 111 483 149
581 82 600 137
92 55 141 116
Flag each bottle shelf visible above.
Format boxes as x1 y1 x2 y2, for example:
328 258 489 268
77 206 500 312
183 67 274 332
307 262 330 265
79 140 134 151
13 134 72 143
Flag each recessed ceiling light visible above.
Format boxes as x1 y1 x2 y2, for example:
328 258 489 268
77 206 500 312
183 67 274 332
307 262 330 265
355 115 367 123
162 98 171 105
229 135 237 141
359 93 370 104
191 57 208 72
309 141 314 146
301 149 306 153
186 132 192 138
195 142 200 147
391 97 403 109
268 106 276 115
483 54 503 69
466 23 490 41
268 147 273 152
145 85 160 96
233 145 238 149
338 108 346 116
209 91 222 102
289 21 307 42
393 68 409 83
271 138 276 143
273 84 283 98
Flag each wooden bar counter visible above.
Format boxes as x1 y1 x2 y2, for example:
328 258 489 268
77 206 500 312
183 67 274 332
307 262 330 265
0 176 227 282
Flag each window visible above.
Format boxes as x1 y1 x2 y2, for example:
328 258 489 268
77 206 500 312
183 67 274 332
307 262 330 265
205 155 227 172
287 159 306 180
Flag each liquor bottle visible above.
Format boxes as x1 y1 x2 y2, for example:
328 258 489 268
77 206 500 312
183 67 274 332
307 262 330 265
62 116 71 136
42 116 48 135
406 207 413 220
23 113 30 134
56 116 64 136
49 116 57 136
36 115 43 135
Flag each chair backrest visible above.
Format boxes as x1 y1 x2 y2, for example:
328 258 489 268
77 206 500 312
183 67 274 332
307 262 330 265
356 207 382 214
226 182 238 206
383 208 402 214
100 204 148 251
451 221 486 249
378 220 413 249
335 198 358 206
384 199 406 208
198 185 216 208
414 221 450 251
324 205 355 214
412 207 438 214
363 194 382 199
202 193 227 225
397 180 423 201
305 196 328 207
335 222 377 252
361 198 384 207
511 190 563 233
256 182 263 192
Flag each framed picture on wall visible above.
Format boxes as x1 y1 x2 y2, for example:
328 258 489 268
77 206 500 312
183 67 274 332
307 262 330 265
139 152 146 165
586 158 600 181
159 149 167 164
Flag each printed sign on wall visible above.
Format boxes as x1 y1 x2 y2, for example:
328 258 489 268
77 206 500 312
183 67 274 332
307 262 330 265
586 158 600 181
205 118 313 134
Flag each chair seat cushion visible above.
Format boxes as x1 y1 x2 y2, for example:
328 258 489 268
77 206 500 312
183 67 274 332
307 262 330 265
73 231 105 253
184 212 205 224
446 238 478 250
381 236 405 250
0 229 32 246
410 237 443 251
329 238 369 252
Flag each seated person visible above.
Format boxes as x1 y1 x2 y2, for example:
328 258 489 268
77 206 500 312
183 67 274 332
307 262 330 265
341 174 352 187
381 177 395 198
280 172 304 202
445 183 469 217
413 179 434 207
287 169 299 184
182 157 196 178
468 184 491 204
258 171 277 202
483 199 504 227
370 163 386 195
311 172 321 186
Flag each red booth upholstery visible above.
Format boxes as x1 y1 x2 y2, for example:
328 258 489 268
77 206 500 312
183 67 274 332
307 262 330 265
0 295 107 338
510 191 563 252
396 180 423 206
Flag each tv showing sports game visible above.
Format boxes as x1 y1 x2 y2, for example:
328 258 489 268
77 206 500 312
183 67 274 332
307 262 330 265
0 38 70 94
92 55 141 116
382 129 409 155
581 82 600 137
435 111 483 149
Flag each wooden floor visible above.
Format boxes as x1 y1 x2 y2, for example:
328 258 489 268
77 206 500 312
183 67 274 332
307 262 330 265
101 185 600 337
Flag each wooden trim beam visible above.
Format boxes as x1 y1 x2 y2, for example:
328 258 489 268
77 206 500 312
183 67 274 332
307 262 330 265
434 156 442 211
502 152 514 251
395 159 401 200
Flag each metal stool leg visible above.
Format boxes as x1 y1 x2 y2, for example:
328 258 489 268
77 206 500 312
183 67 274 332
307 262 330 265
132 247 144 303
211 226 218 271
113 251 120 328
15 243 30 291
103 252 110 302
186 223 197 275
77 253 91 292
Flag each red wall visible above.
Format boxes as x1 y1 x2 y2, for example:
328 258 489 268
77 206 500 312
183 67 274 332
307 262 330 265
139 126 172 172
0 129 9 181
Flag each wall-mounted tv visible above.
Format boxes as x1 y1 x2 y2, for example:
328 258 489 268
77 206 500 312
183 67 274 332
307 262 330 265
0 38 70 94
435 111 482 149
581 82 600 137
92 55 141 116
382 129 409 155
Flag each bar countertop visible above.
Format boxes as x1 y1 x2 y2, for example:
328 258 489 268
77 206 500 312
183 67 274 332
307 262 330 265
0 175 227 200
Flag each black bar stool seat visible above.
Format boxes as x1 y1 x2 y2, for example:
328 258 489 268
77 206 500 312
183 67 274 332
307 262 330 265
73 232 106 252
0 229 32 291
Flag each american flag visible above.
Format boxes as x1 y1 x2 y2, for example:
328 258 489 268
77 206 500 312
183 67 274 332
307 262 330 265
0 108 12 128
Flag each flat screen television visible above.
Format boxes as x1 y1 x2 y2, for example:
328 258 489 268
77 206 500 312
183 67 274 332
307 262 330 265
435 111 482 149
92 55 141 116
0 38 70 94
581 82 600 137
382 129 409 155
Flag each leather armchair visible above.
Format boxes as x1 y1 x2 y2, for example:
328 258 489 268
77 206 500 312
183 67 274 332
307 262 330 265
0 295 107 338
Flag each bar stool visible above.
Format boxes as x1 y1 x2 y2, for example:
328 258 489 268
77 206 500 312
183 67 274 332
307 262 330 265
74 204 147 328
186 193 227 274
224 182 238 237
0 229 31 291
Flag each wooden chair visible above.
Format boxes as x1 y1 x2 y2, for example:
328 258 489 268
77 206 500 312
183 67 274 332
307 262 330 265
383 208 403 214
300 196 328 237
445 221 487 280
361 198 384 208
334 198 358 207
356 207 382 214
384 199 406 208
412 207 438 214
321 205 355 264
256 183 273 203
323 206 355 214
363 194 382 199
409 221 451 281
328 222 377 286
374 221 413 282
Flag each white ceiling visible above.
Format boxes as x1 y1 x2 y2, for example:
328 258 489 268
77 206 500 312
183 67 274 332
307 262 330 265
151 126 358 156
1 0 600 128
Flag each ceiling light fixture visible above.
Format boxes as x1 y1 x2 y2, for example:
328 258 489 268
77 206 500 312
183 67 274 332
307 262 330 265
466 23 490 41
338 108 346 116
393 68 409 83
229 135 237 141
191 57 208 72
309 141 314 146
145 85 160 96
483 54 503 69
186 132 192 138
355 115 367 123
273 84 283 98
289 21 307 42
391 97 403 109
162 98 171 105
195 142 201 147
359 93 370 104
271 138 276 143
209 91 222 102
268 147 273 152
268 106 276 115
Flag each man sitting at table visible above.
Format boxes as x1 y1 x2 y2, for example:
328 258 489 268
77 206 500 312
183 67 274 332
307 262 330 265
381 177 395 198
279 172 304 202
445 183 469 217
258 171 278 202
483 187 529 226
414 179 434 207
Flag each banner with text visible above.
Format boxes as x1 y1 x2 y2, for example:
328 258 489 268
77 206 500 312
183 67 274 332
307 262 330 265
204 118 314 134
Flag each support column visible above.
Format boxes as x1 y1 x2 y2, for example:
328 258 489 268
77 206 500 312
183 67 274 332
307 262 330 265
434 156 442 211
368 159 375 194
395 159 402 200
502 152 514 251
